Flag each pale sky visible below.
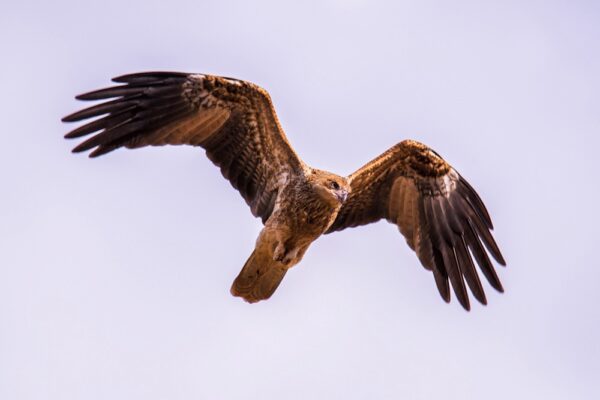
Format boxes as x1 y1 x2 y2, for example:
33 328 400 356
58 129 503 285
1 1 599 399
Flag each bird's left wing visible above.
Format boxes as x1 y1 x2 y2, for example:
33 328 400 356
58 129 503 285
63 72 305 222
326 140 506 310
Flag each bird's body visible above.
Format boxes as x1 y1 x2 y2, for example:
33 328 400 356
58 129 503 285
232 168 349 302
63 71 506 310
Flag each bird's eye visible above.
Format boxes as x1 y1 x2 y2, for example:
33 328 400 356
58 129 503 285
330 181 340 190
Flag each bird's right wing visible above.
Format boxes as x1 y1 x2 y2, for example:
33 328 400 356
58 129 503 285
63 72 305 222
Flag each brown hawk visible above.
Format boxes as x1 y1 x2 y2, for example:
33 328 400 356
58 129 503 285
63 72 506 310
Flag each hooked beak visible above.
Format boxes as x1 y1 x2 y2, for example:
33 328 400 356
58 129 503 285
336 190 348 203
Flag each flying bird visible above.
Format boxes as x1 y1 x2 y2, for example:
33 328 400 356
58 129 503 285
62 71 506 310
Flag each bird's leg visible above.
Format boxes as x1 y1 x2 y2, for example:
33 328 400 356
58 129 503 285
273 243 299 266
273 242 288 264
287 244 312 266
270 226 294 265
266 225 308 267
281 247 301 266
274 239 310 267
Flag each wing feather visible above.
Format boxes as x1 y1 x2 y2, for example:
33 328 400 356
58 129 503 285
63 72 304 222
456 235 486 305
327 140 505 310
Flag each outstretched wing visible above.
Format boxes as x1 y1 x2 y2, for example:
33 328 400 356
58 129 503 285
63 72 305 222
327 140 506 310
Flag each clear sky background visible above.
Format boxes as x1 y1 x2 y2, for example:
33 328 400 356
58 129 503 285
1 1 599 399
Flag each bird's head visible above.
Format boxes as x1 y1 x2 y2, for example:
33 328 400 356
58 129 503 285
309 170 350 206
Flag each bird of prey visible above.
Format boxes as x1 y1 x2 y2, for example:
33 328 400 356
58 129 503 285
63 71 506 310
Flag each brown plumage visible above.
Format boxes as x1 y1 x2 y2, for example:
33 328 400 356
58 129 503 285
63 71 506 310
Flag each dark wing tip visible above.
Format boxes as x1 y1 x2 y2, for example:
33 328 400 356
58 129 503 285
62 72 198 157
69 146 106 158
71 141 92 153
89 146 116 158
61 113 80 123
456 175 506 267
112 71 190 83
495 251 507 267
457 178 494 229
75 86 142 101
494 282 505 293
75 92 97 100
433 268 451 303
461 299 472 311
410 166 505 309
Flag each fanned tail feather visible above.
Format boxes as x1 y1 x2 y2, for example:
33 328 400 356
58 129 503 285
231 250 288 303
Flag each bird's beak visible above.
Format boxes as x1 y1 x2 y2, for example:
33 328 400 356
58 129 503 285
336 190 348 203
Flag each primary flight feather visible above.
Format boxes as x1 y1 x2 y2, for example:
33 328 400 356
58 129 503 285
63 71 506 310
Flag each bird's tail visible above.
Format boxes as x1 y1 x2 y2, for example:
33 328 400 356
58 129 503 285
230 249 288 303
